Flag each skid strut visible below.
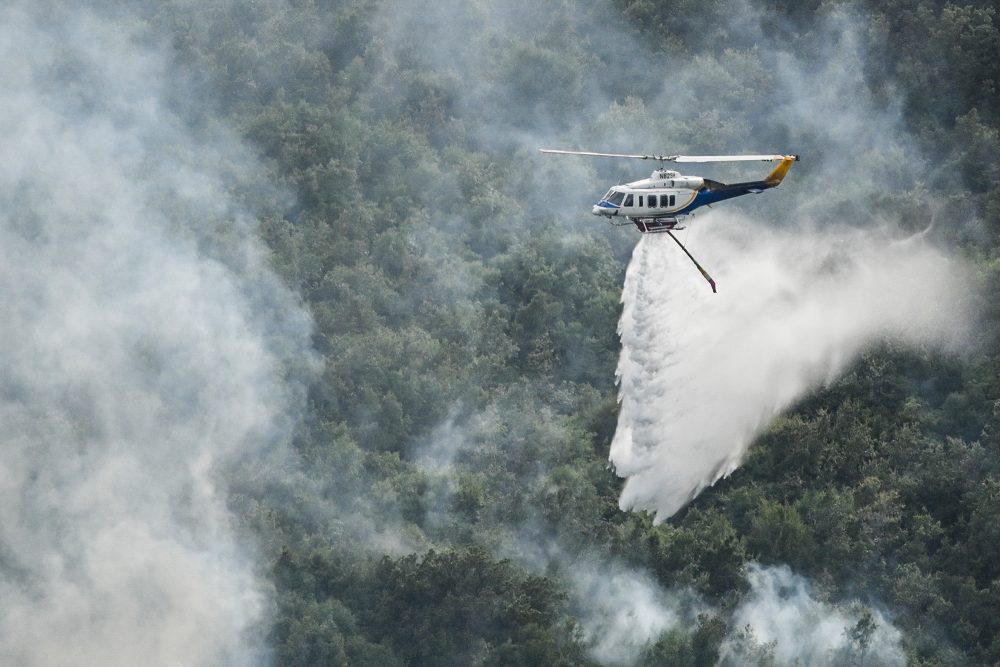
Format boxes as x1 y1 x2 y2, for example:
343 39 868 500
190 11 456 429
665 230 717 294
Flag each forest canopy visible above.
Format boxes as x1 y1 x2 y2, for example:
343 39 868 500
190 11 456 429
6 0 1000 665
176 0 1000 663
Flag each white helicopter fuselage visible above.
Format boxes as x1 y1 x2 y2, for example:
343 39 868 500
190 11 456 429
592 169 705 219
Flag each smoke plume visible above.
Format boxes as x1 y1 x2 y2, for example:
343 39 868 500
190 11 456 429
719 564 905 666
571 562 693 665
0 4 311 664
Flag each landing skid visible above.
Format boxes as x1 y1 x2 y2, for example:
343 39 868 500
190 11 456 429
605 217 685 232
633 218 681 233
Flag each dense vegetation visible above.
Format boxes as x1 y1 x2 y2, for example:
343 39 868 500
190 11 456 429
131 0 1000 663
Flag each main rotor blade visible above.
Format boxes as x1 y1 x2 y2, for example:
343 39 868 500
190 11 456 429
539 149 669 161
672 154 789 162
540 149 795 163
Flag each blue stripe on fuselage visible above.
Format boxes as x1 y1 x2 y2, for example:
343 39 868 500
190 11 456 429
679 190 733 214
678 180 772 214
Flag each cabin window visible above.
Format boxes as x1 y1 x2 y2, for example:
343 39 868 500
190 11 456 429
638 195 643 207
670 195 676 206
648 195 658 207
623 194 633 207
608 191 625 206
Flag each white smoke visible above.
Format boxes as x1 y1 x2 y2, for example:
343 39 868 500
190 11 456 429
611 215 970 520
570 562 693 666
719 564 905 666
491 521 695 667
0 4 311 665
561 555 906 667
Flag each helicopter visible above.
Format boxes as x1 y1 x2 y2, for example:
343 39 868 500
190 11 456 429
539 149 799 292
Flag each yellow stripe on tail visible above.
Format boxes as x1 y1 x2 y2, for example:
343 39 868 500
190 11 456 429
764 155 799 186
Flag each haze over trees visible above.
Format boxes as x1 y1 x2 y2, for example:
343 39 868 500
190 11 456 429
4 0 1000 665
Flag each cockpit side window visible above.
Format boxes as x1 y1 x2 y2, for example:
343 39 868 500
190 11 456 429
623 194 634 207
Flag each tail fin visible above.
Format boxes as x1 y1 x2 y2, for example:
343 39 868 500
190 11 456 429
764 155 799 186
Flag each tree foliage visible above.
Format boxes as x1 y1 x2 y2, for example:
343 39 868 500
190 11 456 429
122 0 1000 662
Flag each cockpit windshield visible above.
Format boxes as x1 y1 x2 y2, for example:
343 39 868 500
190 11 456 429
608 191 625 206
